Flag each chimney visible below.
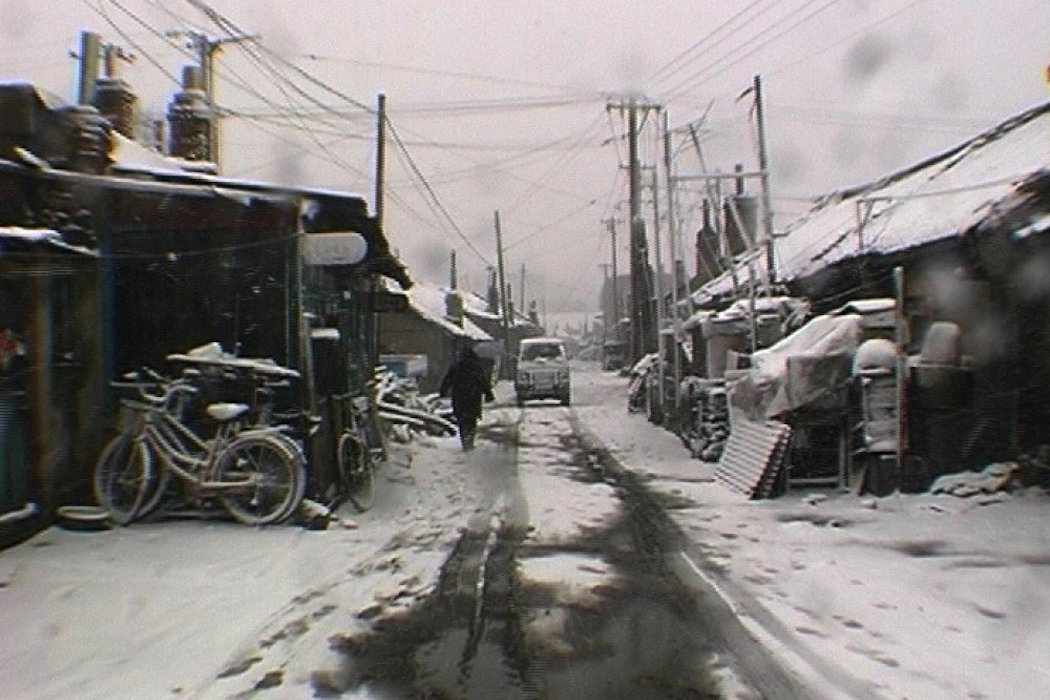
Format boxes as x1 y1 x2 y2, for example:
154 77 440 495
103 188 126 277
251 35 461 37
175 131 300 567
167 65 213 161
91 45 137 139
695 200 721 286
724 165 757 258
59 104 111 174
445 289 464 327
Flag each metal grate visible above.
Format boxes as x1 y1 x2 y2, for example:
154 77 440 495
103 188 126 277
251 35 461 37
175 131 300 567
715 413 792 499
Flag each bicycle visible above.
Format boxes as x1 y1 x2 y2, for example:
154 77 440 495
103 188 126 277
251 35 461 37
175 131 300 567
331 389 385 512
94 369 306 526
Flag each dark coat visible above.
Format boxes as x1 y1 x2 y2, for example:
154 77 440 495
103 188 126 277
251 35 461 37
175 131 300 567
440 350 494 421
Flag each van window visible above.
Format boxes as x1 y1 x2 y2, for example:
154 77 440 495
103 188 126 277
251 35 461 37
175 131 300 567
520 342 564 361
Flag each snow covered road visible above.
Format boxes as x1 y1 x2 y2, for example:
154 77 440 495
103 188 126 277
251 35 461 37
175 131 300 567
3 363 1049 699
0 376 767 699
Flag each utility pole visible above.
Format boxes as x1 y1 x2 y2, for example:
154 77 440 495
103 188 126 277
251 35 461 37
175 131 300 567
519 262 526 319
75 31 101 105
628 100 644 364
662 110 681 420
603 218 619 339
168 29 258 168
495 211 511 374
753 75 776 284
370 92 388 363
449 250 457 290
374 93 387 227
598 263 611 363
650 165 666 416
608 97 661 364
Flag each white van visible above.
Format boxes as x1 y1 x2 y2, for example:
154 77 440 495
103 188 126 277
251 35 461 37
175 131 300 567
514 337 571 406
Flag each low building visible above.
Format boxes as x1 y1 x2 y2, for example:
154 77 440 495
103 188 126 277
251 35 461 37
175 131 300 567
379 284 493 393
0 81 410 536
683 100 1050 492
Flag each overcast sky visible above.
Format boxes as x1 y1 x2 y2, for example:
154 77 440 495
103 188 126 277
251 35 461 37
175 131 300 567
3 1 1048 311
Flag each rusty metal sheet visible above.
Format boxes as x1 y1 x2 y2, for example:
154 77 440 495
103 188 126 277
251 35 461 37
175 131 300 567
715 414 792 499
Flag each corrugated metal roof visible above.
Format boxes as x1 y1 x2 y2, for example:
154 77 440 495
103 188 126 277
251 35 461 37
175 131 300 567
776 101 1050 281
692 101 1050 304
407 284 492 341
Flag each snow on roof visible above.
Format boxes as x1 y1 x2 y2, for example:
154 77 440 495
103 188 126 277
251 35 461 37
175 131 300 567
692 101 1050 303
458 288 539 328
776 101 1050 282
407 285 492 341
0 80 66 110
107 133 366 202
0 226 57 243
108 132 189 174
688 248 766 307
0 226 98 257
460 291 500 319
832 298 896 315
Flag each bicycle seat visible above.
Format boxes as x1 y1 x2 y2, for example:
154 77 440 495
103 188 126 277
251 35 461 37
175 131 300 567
206 402 250 422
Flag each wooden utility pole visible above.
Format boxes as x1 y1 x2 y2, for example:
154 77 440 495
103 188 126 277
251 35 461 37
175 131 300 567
608 98 660 364
650 165 666 415
495 211 511 371
603 218 619 336
628 100 644 364
371 92 387 362
76 31 101 105
662 110 681 417
519 262 526 318
894 266 908 489
598 263 611 362
374 93 387 227
169 29 258 168
753 75 776 283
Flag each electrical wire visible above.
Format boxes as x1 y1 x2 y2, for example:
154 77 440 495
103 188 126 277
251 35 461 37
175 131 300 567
502 198 600 251
661 0 843 103
382 111 608 202
769 104 990 135
647 0 783 89
385 117 491 266
768 0 928 79
85 0 183 86
184 0 373 114
298 52 604 95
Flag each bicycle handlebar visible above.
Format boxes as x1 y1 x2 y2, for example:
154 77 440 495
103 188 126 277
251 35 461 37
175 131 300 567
111 369 197 407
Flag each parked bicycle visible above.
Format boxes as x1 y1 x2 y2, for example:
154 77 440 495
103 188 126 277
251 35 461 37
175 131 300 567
93 368 306 526
330 389 384 512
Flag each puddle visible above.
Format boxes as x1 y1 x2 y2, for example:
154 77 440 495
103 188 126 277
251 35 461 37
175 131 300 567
312 411 725 698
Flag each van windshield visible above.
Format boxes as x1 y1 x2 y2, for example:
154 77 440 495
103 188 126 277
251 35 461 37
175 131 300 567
520 343 564 361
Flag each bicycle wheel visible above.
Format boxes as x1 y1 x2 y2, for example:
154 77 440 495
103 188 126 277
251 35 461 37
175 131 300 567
337 431 375 512
93 434 152 525
135 440 173 520
214 434 306 526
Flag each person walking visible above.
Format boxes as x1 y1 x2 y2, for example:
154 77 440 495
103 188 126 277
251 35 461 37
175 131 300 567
440 346 495 451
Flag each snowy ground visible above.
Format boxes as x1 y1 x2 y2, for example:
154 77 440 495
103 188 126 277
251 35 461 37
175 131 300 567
1 363 1048 699
576 366 1050 700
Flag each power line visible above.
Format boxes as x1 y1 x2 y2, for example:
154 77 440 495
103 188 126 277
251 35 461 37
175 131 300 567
86 0 183 86
770 108 991 135
768 0 928 78
661 0 843 103
298 52 603 95
379 95 604 116
385 116 491 266
502 198 600 251
381 112 608 203
647 0 781 88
